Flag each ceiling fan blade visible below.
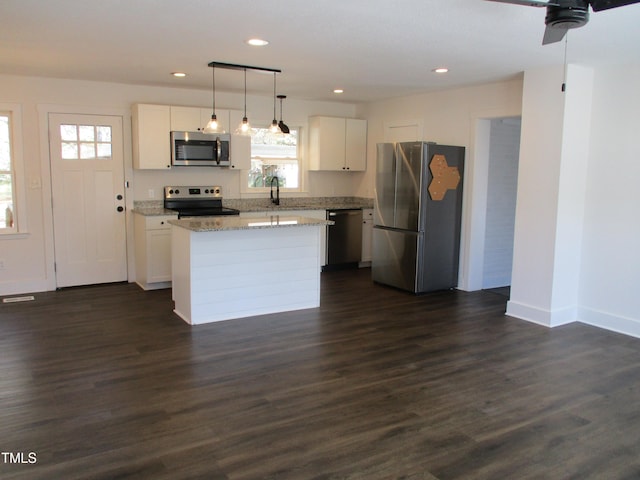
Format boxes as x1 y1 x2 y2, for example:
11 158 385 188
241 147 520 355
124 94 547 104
589 0 640 11
542 24 569 44
485 0 556 6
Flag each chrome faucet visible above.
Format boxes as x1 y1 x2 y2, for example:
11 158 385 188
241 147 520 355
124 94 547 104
270 175 280 206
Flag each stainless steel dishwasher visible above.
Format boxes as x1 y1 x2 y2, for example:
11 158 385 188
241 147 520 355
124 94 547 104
326 209 363 268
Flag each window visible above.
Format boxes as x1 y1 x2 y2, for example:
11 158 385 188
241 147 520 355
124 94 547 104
60 124 113 160
0 113 16 232
247 127 300 190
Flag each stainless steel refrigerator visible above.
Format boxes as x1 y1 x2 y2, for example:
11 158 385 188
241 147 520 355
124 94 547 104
372 142 465 293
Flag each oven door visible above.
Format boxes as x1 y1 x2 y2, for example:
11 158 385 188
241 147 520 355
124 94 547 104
171 132 231 167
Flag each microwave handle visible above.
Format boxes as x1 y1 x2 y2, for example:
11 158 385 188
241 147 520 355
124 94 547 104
216 137 221 165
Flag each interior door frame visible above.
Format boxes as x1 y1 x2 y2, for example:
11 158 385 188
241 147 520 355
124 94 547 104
38 104 135 291
459 111 521 292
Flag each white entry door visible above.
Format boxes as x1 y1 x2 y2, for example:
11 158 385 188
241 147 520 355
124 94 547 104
49 113 127 288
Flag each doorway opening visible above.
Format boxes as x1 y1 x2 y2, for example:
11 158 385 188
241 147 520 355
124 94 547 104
464 116 521 296
481 117 521 296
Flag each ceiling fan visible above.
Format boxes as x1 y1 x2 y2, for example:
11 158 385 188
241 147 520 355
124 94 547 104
486 0 640 44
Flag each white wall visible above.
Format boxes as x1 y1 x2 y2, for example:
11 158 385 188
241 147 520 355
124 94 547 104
0 74 358 295
508 64 594 327
578 66 640 336
508 66 567 322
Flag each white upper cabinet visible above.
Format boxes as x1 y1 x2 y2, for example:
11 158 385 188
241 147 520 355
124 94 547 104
229 110 252 170
345 118 367 171
308 116 367 171
170 106 230 133
132 104 172 170
132 103 236 170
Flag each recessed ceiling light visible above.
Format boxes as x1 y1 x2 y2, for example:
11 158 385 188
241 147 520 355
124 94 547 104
172 72 187 77
246 38 269 46
433 67 449 74
333 89 344 94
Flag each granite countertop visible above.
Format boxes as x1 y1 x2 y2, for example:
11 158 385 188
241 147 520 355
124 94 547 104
133 196 374 216
132 205 177 216
169 215 333 232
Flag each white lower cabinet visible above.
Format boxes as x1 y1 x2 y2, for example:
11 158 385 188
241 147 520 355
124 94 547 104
134 214 177 290
361 208 373 265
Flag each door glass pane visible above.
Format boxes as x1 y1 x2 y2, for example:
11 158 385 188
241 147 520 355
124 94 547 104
79 125 95 142
96 126 111 142
61 142 78 159
97 143 112 158
60 124 77 141
80 142 96 159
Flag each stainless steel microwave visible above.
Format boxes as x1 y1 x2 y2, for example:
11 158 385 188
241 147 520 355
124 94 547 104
170 131 231 167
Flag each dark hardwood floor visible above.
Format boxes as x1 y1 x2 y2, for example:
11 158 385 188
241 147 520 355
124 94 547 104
2 268 640 479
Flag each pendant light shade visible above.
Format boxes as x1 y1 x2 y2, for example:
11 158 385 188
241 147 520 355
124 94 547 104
203 65 225 133
269 72 281 134
234 69 252 135
277 95 290 134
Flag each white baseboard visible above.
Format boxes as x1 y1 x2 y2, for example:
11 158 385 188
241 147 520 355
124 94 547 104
506 300 576 327
579 307 640 339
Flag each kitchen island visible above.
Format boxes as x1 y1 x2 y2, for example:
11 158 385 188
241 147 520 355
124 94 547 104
169 215 332 325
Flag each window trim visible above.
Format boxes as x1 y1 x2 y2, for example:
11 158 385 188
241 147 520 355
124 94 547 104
242 125 303 195
0 104 27 235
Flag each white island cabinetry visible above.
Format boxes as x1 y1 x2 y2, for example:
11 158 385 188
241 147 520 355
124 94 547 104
171 215 331 325
241 209 328 266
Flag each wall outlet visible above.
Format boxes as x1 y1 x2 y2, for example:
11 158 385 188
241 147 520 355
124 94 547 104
148 189 155 199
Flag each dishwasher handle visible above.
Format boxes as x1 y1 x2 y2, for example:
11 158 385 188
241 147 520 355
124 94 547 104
328 210 361 217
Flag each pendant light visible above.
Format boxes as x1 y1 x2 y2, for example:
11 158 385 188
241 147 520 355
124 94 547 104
277 95 290 134
234 68 251 135
269 72 281 133
203 64 225 133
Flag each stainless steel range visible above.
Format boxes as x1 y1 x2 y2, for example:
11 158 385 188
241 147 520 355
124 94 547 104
164 186 240 218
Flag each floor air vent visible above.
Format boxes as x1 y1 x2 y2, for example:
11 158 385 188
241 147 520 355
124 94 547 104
2 295 35 304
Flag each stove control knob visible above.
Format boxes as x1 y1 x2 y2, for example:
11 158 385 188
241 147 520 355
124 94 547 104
175 189 180 194
205 189 209 194
169 189 174 194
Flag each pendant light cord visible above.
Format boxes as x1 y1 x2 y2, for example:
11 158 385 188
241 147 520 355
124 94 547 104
243 69 248 117
273 72 277 120
212 66 216 113
562 34 568 92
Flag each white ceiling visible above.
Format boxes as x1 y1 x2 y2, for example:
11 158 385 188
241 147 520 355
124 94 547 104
1 0 639 103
